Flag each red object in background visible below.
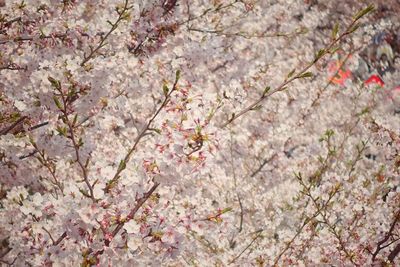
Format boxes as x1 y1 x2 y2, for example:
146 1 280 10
364 74 385 87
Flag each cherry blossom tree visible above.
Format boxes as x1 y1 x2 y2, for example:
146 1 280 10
0 0 399 266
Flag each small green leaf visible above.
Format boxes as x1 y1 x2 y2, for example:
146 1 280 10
331 23 339 39
79 188 90 198
299 72 313 79
329 46 341 54
29 135 35 145
56 126 67 136
251 104 262 111
175 69 181 81
53 96 63 110
353 4 375 21
10 112 21 122
287 69 296 79
263 86 271 96
48 76 61 90
357 107 370 116
73 114 78 126
78 138 84 147
348 23 361 34
221 207 233 214
295 26 309 34
118 160 126 171
314 49 326 62
37 156 44 164
325 129 335 137
163 84 169 97
39 28 45 38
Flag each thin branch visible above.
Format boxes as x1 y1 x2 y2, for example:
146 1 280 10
18 150 38 160
229 229 263 265
80 0 131 66
42 227 55 244
372 209 400 262
237 195 244 233
250 153 277 177
188 26 307 39
29 139 64 194
105 71 181 192
28 121 49 131
179 0 240 27
57 89 94 200
54 232 67 246
0 116 27 135
1 16 21 27
0 247 12 260
92 182 160 257
111 183 159 242
221 13 366 127
0 33 68 45
388 242 400 263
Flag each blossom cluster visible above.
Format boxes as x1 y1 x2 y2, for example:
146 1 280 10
0 0 399 266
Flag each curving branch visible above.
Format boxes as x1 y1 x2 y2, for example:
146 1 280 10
371 209 400 263
221 5 375 127
80 0 132 66
105 70 181 192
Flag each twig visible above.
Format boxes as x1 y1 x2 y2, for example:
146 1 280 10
54 232 67 246
237 195 244 233
28 121 49 131
229 229 263 265
388 242 400 263
0 247 12 260
105 71 181 192
371 209 400 262
0 33 68 45
188 26 307 39
80 0 131 66
250 153 277 177
0 116 27 135
221 9 370 127
91 182 159 258
57 89 94 200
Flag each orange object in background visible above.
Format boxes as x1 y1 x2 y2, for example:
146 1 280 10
327 59 352 86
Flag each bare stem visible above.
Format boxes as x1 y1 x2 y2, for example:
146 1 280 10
105 71 180 192
80 0 131 66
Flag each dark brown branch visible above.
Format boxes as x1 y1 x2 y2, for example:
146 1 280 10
250 153 277 177
0 247 12 260
0 116 27 135
28 121 49 131
2 16 21 27
388 242 400 263
54 232 67 246
92 182 159 258
372 209 400 262
0 33 68 45
109 183 159 244
229 229 263 265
